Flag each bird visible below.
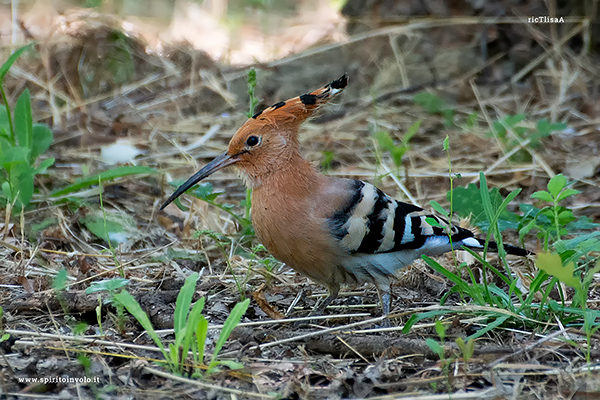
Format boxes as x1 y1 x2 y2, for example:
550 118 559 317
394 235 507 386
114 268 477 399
161 74 531 320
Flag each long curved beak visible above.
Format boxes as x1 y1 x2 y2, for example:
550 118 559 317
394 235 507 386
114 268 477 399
160 152 239 210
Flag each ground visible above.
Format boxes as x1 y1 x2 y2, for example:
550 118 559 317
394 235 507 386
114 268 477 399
0 2 600 399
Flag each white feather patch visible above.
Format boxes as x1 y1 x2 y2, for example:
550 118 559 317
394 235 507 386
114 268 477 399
420 216 434 236
377 201 397 253
400 215 414 244
462 237 481 247
341 184 377 251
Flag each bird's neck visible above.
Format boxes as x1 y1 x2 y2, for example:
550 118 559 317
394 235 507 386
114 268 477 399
240 146 320 192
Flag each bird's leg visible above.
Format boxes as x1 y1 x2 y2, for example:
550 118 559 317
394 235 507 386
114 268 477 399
377 287 392 328
308 285 339 317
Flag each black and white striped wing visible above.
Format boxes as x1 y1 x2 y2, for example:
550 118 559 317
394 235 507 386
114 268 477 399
328 180 480 256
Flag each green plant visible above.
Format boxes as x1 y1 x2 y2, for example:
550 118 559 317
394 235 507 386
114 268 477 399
374 120 420 171
536 254 600 363
53 268 69 314
455 337 474 371
425 320 452 391
85 278 130 334
113 272 249 376
486 114 566 162
413 92 454 127
521 174 581 249
321 150 335 172
427 136 460 240
0 307 9 344
246 68 259 119
195 229 247 300
170 181 254 238
0 44 55 210
406 162 600 363
244 68 259 220
77 353 101 397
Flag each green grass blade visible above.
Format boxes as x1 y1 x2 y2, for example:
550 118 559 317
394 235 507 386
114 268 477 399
422 255 484 303
466 314 509 341
51 166 157 197
401 310 452 334
0 43 34 82
208 298 249 368
174 272 199 336
182 297 205 363
197 316 208 366
113 291 167 358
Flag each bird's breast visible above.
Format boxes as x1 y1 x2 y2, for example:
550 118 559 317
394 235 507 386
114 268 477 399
250 178 350 288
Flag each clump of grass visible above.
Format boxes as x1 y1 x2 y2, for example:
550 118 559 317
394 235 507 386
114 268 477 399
86 277 130 335
113 272 250 376
404 133 599 366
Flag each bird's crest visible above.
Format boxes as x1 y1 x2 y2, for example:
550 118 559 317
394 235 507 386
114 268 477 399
246 74 348 129
222 74 349 185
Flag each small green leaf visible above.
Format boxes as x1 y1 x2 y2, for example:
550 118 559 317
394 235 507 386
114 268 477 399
85 278 130 294
14 90 33 153
182 297 206 363
401 309 453 334
442 135 449 151
189 182 222 201
429 200 448 216
556 188 581 202
375 130 394 151
434 320 446 341
547 174 567 198
456 337 474 360
1 181 12 201
535 252 581 291
53 268 68 291
35 157 54 174
80 214 127 245
413 92 447 114
531 190 554 203
466 112 478 128
466 315 509 341
425 338 444 357
390 147 405 167
536 119 552 136
0 146 30 165
9 161 34 207
425 217 442 228
504 114 525 127
215 360 245 370
405 120 421 142
73 322 89 335
31 124 53 161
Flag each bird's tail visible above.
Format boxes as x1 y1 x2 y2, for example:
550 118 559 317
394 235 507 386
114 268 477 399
465 238 534 256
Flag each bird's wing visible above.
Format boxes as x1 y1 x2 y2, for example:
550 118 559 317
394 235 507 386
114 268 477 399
327 180 478 255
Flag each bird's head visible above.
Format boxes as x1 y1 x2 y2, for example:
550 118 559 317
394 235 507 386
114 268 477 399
160 74 348 210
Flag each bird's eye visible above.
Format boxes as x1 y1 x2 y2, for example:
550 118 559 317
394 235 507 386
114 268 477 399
246 135 260 147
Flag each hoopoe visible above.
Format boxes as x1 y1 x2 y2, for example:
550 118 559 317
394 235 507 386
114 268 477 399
161 74 531 319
